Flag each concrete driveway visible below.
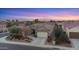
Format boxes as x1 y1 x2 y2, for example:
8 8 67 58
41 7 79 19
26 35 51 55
70 39 79 49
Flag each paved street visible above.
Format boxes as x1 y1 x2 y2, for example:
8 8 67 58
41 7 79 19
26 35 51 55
0 32 9 38
0 43 60 50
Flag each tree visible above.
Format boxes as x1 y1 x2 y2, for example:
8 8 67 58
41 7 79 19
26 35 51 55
50 20 53 22
6 20 19 28
6 22 12 28
55 25 63 37
34 19 39 23
53 24 63 44
9 26 22 40
15 19 19 26
54 24 70 45
31 29 37 37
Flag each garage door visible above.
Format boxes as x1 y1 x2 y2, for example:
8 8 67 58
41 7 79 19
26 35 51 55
69 32 79 39
37 32 48 38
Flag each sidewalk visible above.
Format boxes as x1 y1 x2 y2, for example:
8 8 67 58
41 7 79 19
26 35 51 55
0 36 76 50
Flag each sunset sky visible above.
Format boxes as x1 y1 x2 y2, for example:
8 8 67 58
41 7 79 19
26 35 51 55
0 8 79 21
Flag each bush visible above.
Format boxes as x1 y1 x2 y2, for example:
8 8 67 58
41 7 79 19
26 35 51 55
9 26 22 40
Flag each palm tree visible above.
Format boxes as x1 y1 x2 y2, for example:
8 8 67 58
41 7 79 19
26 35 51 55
54 24 64 44
50 20 53 22
54 24 70 45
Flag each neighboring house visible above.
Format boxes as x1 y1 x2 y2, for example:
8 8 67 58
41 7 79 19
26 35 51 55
64 21 79 29
0 22 8 33
67 27 79 39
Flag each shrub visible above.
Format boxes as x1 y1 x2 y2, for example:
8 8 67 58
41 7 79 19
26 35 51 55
9 26 22 40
